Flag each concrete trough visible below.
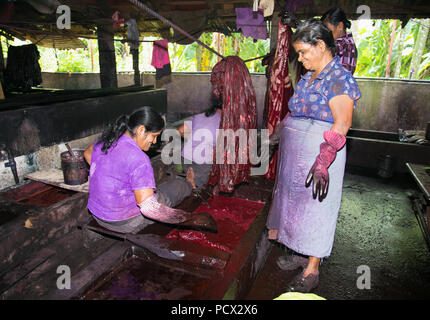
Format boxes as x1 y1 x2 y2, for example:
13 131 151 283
346 128 430 175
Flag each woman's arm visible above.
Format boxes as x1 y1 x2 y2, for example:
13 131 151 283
134 188 217 232
83 144 94 165
134 188 154 204
328 94 354 136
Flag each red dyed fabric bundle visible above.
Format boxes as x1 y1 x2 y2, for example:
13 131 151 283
166 195 264 253
265 21 295 179
208 56 258 193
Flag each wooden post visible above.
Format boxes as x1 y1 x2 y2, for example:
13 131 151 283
270 12 280 51
0 36 5 99
128 19 141 86
131 48 140 86
0 81 4 100
97 23 118 88
0 36 4 71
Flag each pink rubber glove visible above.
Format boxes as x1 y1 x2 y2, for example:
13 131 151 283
305 130 346 202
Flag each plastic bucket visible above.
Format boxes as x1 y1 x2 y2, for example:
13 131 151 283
60 149 89 185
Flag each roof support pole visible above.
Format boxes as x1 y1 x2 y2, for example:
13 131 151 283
131 47 140 86
0 37 4 99
97 23 118 88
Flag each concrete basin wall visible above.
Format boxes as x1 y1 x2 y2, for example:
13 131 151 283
41 72 430 133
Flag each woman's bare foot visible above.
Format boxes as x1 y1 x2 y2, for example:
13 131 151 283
186 167 196 189
303 256 320 277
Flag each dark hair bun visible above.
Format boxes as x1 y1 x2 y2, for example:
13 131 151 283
321 7 351 30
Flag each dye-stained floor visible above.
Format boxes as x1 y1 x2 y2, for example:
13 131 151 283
246 171 430 300
1 169 429 300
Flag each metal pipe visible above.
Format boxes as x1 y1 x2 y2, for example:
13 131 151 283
1 144 19 184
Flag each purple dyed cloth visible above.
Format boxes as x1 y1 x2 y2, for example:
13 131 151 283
182 112 221 164
235 8 267 40
266 117 346 258
288 56 361 123
88 134 156 222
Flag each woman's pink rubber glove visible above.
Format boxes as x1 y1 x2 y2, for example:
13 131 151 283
305 130 346 202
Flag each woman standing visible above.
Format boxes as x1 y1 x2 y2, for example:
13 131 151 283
266 20 361 292
84 106 216 234
321 8 358 74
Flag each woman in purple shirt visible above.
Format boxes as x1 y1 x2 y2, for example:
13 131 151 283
266 20 361 293
321 8 358 74
84 106 216 234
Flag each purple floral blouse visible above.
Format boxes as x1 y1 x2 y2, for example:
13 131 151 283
288 56 361 124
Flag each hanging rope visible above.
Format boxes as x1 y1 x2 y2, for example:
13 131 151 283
128 0 225 59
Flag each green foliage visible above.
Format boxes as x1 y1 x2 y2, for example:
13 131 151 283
6 18 427 80
355 19 430 80
168 32 270 73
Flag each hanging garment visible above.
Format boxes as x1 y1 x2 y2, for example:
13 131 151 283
235 7 267 40
207 56 258 193
151 39 170 69
265 20 294 180
155 62 171 80
259 0 275 17
151 39 171 80
4 44 42 92
125 18 139 50
112 11 124 29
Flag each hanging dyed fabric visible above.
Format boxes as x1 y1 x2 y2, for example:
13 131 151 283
208 56 258 193
235 7 267 40
265 20 295 180
151 39 171 80
4 44 42 92
259 0 275 17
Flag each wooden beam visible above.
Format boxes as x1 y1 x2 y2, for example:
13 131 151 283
0 36 4 99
